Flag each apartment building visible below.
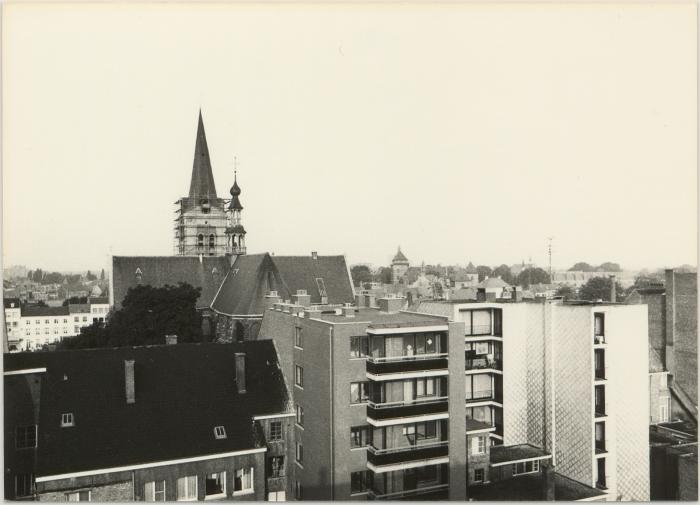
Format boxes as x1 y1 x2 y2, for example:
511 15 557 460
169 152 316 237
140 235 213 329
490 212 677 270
4 297 111 351
258 296 467 501
416 298 650 501
4 341 293 501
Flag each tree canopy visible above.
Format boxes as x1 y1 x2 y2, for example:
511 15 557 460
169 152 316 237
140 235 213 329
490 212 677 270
517 267 551 288
476 265 493 282
350 265 373 287
58 283 204 350
554 285 576 299
569 262 595 272
577 276 624 302
492 264 516 285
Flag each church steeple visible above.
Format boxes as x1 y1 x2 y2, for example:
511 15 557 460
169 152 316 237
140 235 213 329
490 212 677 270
225 159 246 256
188 110 218 200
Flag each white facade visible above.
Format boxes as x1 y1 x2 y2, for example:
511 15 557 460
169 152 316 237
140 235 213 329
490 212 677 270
416 299 650 501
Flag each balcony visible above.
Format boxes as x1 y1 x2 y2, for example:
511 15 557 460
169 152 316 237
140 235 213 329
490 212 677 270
367 397 448 421
594 368 606 381
465 357 502 372
366 354 448 375
466 389 496 403
465 324 497 337
368 483 449 501
367 441 449 467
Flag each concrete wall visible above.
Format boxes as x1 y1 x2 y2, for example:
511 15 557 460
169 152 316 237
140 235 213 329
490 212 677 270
448 321 467 500
666 271 697 409
38 481 132 501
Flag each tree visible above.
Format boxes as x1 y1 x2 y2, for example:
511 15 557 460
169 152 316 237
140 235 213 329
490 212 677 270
578 276 623 302
86 270 97 281
598 262 622 272
62 296 89 306
100 269 106 281
44 272 65 284
58 283 203 350
569 262 594 272
492 264 516 285
377 267 393 285
476 265 493 282
555 285 576 299
27 270 33 280
517 267 551 288
350 265 373 288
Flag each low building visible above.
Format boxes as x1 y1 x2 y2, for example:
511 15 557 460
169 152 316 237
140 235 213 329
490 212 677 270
649 421 697 500
4 340 293 501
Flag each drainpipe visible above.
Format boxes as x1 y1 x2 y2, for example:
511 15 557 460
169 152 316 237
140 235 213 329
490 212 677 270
329 325 335 500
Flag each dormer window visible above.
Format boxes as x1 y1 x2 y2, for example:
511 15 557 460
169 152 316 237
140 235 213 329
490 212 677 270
61 413 74 427
214 426 227 439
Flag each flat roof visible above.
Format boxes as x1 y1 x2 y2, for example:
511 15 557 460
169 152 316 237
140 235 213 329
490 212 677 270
466 419 494 432
314 308 447 327
467 472 607 501
490 444 551 465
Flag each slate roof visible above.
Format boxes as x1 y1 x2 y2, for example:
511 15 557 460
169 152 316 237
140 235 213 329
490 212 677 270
392 247 409 264
68 304 90 314
3 298 21 309
211 253 354 316
3 341 290 478
490 443 551 465
21 306 70 317
467 472 606 501
188 110 218 200
112 256 231 310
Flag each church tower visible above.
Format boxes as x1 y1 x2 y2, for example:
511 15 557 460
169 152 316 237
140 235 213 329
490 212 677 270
225 165 246 256
174 111 229 256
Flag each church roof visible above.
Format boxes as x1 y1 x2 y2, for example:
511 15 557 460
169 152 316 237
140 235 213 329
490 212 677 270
211 253 355 316
188 110 218 201
112 256 230 310
392 247 409 264
228 174 243 210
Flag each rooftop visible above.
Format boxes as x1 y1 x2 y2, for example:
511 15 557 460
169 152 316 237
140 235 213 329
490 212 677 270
4 341 290 478
312 308 447 327
490 443 551 465
465 419 494 432
467 472 607 501
21 305 70 317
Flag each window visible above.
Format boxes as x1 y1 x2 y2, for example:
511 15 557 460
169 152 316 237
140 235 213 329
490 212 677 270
350 336 369 358
44 328 49 335
416 421 437 440
351 470 371 494
269 420 283 441
177 475 197 501
350 382 369 404
416 377 436 397
74 317 79 322
54 319 58 324
197 234 204 248
294 481 303 500
296 442 304 464
296 404 304 427
74 326 80 333
268 491 286 501
415 333 436 354
144 481 166 502
594 313 605 337
45 319 49 324
294 327 303 349
295 365 304 388
61 413 74 427
471 435 486 455
233 467 254 495
268 456 285 478
659 397 670 423
351 426 371 448
204 471 226 498
208 235 216 248
25 321 30 325
474 468 484 483
64 319 68 323
35 320 39 324
66 490 90 501
15 474 33 498
82 316 87 322
214 426 227 440
16 425 37 449
513 460 540 476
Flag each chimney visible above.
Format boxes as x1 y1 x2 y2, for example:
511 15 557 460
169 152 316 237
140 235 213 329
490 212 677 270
292 289 312 307
609 275 616 303
125 360 135 404
235 353 247 394
513 287 523 302
366 294 376 308
264 291 282 310
311 251 318 260
378 297 404 313
165 334 178 345
343 306 355 318
306 307 323 319
355 294 364 307
485 291 497 302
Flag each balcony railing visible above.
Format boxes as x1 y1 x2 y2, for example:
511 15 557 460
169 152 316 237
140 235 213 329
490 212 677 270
466 389 495 402
367 397 448 420
368 483 449 501
367 354 448 375
465 357 502 371
594 368 606 380
465 324 494 337
367 441 449 467
595 405 606 418
594 335 606 345
595 440 607 454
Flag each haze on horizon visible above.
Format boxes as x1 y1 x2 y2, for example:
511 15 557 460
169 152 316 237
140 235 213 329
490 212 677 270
3 3 697 274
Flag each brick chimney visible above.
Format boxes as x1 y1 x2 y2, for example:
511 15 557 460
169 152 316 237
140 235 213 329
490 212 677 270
542 463 555 500
311 251 318 260
355 294 365 307
125 360 136 404
378 297 404 313
343 306 355 318
609 275 616 303
264 291 282 310
292 289 311 307
165 335 178 345
235 353 247 394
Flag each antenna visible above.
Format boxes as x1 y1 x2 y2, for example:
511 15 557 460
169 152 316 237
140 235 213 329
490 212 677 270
233 156 238 179
547 237 554 282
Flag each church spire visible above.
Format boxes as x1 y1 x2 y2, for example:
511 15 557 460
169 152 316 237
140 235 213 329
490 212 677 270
188 110 218 200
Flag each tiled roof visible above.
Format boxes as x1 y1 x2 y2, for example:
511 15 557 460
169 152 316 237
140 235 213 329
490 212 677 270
89 297 109 305
68 304 90 314
467 472 607 501
21 306 70 317
188 110 218 200
112 256 230 309
4 341 290 477
392 248 409 263
211 253 355 316
3 298 21 309
478 277 510 289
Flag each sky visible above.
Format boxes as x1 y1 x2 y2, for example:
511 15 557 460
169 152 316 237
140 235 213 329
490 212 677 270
2 3 697 273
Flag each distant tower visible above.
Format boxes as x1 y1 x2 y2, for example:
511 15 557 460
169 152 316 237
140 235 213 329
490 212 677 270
174 111 228 256
391 247 410 284
225 160 246 256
